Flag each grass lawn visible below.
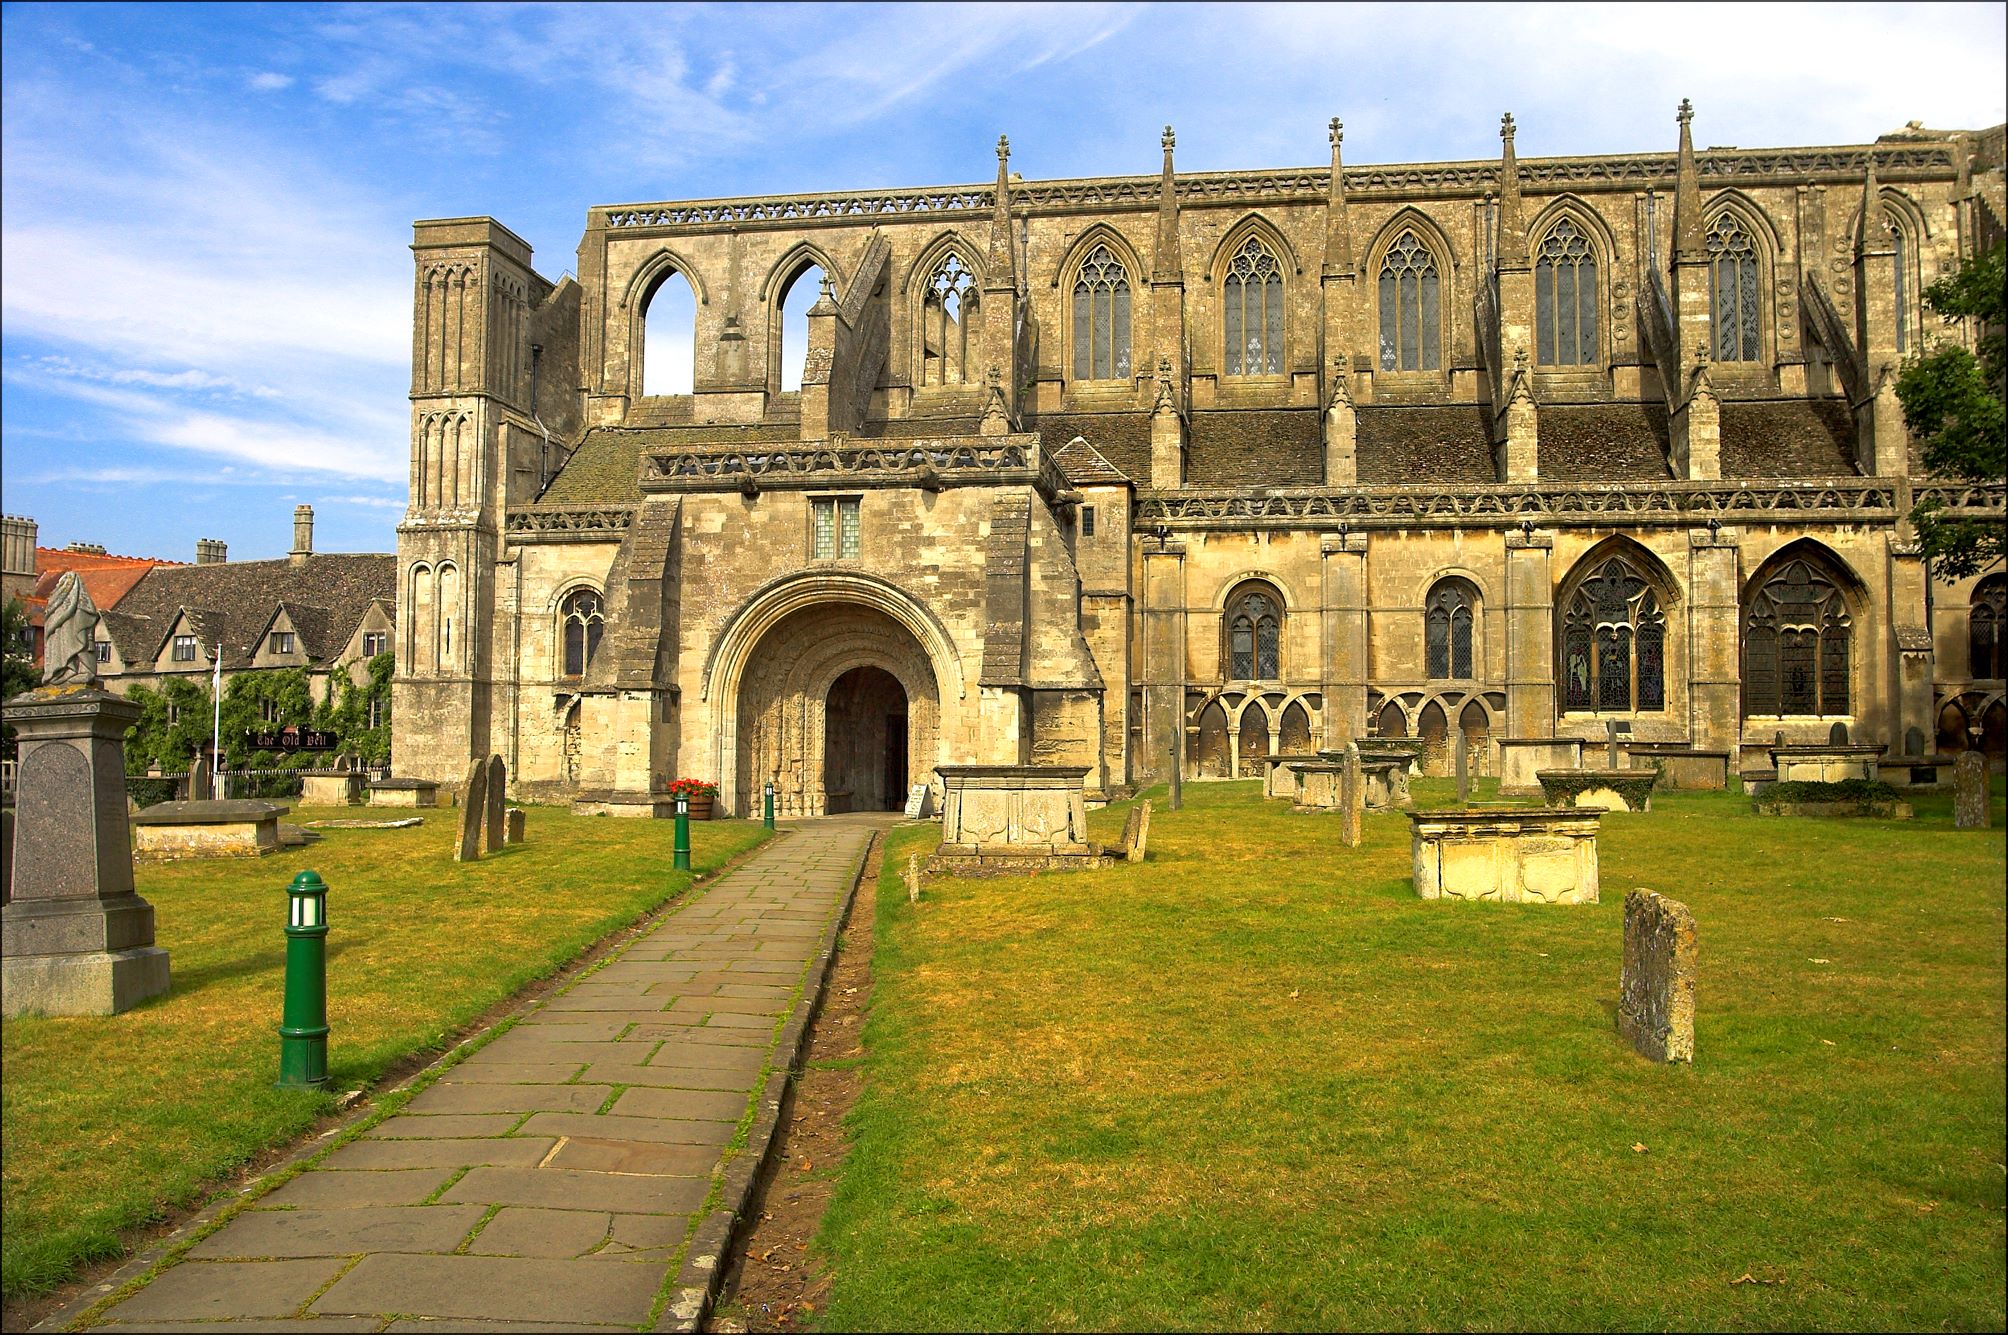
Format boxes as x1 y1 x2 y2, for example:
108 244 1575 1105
821 778 2007 1331
0 804 768 1301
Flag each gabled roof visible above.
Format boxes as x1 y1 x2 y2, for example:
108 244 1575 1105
108 553 395 673
1052 435 1132 487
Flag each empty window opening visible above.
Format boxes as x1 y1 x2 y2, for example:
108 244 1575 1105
778 263 826 392
641 268 698 396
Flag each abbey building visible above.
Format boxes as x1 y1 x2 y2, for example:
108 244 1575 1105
394 107 2007 815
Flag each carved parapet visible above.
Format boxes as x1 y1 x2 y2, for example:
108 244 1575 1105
1132 478 2007 531
503 506 636 544
597 146 1955 234
639 434 1069 503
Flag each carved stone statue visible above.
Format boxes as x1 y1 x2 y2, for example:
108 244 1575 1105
41 571 101 687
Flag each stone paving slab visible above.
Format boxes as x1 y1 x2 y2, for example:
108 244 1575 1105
85 821 876 1331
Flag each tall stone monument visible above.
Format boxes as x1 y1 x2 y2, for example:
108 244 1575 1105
2 573 171 1016
483 755 507 854
1618 889 1696 1062
1340 741 1363 849
1952 750 1989 829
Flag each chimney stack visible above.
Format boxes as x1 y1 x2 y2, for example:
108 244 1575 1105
196 538 228 565
1 515 36 578
290 505 314 565
64 541 108 555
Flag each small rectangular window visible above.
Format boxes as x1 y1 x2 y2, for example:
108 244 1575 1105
362 631 387 657
95 639 111 665
1081 506 1097 537
259 697 279 723
172 635 197 662
812 497 861 560
270 631 295 655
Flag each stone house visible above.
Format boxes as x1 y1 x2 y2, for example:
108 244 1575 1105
0 516 183 668
96 508 395 718
393 107 2008 813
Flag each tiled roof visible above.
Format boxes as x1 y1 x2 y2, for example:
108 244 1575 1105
1720 400 1859 477
104 554 394 671
1356 406 1498 483
1031 413 1153 482
1536 405 1676 481
1051 436 1131 486
538 424 802 506
1188 410 1324 486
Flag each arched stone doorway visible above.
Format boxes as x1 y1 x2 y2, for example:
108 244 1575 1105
824 666 909 812
732 601 940 816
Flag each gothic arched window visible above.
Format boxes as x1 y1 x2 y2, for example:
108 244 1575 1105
1072 244 1132 381
1227 585 1282 681
921 252 979 386
1535 220 1598 366
1426 581 1476 680
1224 236 1284 375
1379 230 1441 372
1706 213 1761 363
1561 556 1666 713
1971 575 2006 680
1743 558 1852 716
561 588 604 677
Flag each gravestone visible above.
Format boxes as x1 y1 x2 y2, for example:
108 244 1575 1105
505 808 526 845
1904 726 1927 757
455 758 487 862
1340 742 1362 848
483 755 506 854
904 854 921 904
903 783 929 819
1828 721 1850 746
188 752 211 804
1455 729 1471 804
1122 800 1153 864
3 575 171 1016
1953 751 1989 829
1618 889 1696 1062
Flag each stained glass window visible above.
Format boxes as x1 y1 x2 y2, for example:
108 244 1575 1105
561 589 604 676
1742 558 1853 716
1535 220 1598 365
1426 582 1475 679
812 498 861 560
1706 213 1761 362
1379 231 1441 371
1072 245 1132 380
1559 556 1665 713
1224 237 1284 375
1227 587 1281 679
1972 576 2006 679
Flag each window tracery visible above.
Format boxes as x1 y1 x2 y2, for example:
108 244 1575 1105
1223 236 1283 375
1426 581 1476 679
1743 559 1851 716
1072 244 1132 381
921 252 979 386
1561 557 1665 712
560 588 604 677
1535 220 1598 366
1226 586 1282 680
1970 575 2005 680
1378 231 1441 372
1706 213 1761 362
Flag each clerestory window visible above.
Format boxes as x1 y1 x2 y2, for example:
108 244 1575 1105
1535 220 1598 366
921 253 978 386
1072 245 1132 381
1706 213 1761 363
1379 231 1441 372
1223 237 1284 375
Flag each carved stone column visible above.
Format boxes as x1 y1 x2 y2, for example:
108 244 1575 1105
1685 524 1743 757
1139 537 1187 784
1321 532 1370 745
1503 528 1556 740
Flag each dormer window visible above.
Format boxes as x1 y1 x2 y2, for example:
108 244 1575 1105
172 634 198 662
270 631 295 655
95 639 111 665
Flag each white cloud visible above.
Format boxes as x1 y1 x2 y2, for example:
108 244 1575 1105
247 71 293 92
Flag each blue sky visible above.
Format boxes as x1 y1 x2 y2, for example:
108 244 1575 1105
4 2 2003 561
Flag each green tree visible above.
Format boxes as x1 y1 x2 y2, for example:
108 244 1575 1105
1897 240 2006 580
219 667 317 770
123 678 215 775
321 651 394 766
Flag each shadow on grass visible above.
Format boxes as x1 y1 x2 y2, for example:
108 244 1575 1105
168 939 360 1000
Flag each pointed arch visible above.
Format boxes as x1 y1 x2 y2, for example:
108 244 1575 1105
902 230 986 390
898 229 988 297
1211 570 1297 612
1556 536 1678 714
1702 192 1780 366
1207 212 1305 282
1211 215 1294 378
1058 224 1142 384
769 253 829 395
1741 539 1865 719
1367 207 1459 375
1702 189 1785 258
1528 196 1615 369
620 245 711 311
757 240 842 304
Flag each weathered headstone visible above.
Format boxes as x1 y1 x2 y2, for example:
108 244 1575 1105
1953 750 1989 829
505 807 526 845
455 758 487 862
1455 729 1471 804
1123 800 1153 864
904 854 921 904
1828 720 1850 746
483 755 506 854
1904 726 1927 757
1340 742 1362 848
1618 889 1696 1063
1606 719 1622 770
188 752 211 804
902 783 928 819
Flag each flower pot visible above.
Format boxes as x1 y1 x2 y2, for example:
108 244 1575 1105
685 795 715 821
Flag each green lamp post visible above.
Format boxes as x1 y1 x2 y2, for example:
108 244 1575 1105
673 794 691 871
278 870 330 1088
764 781 776 830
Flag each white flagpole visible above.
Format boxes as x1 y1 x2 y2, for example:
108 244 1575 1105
211 640 223 800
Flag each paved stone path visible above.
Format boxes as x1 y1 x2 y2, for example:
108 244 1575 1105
88 819 879 1334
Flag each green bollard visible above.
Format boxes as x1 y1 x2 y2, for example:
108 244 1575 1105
673 795 691 871
764 781 775 830
278 870 330 1088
